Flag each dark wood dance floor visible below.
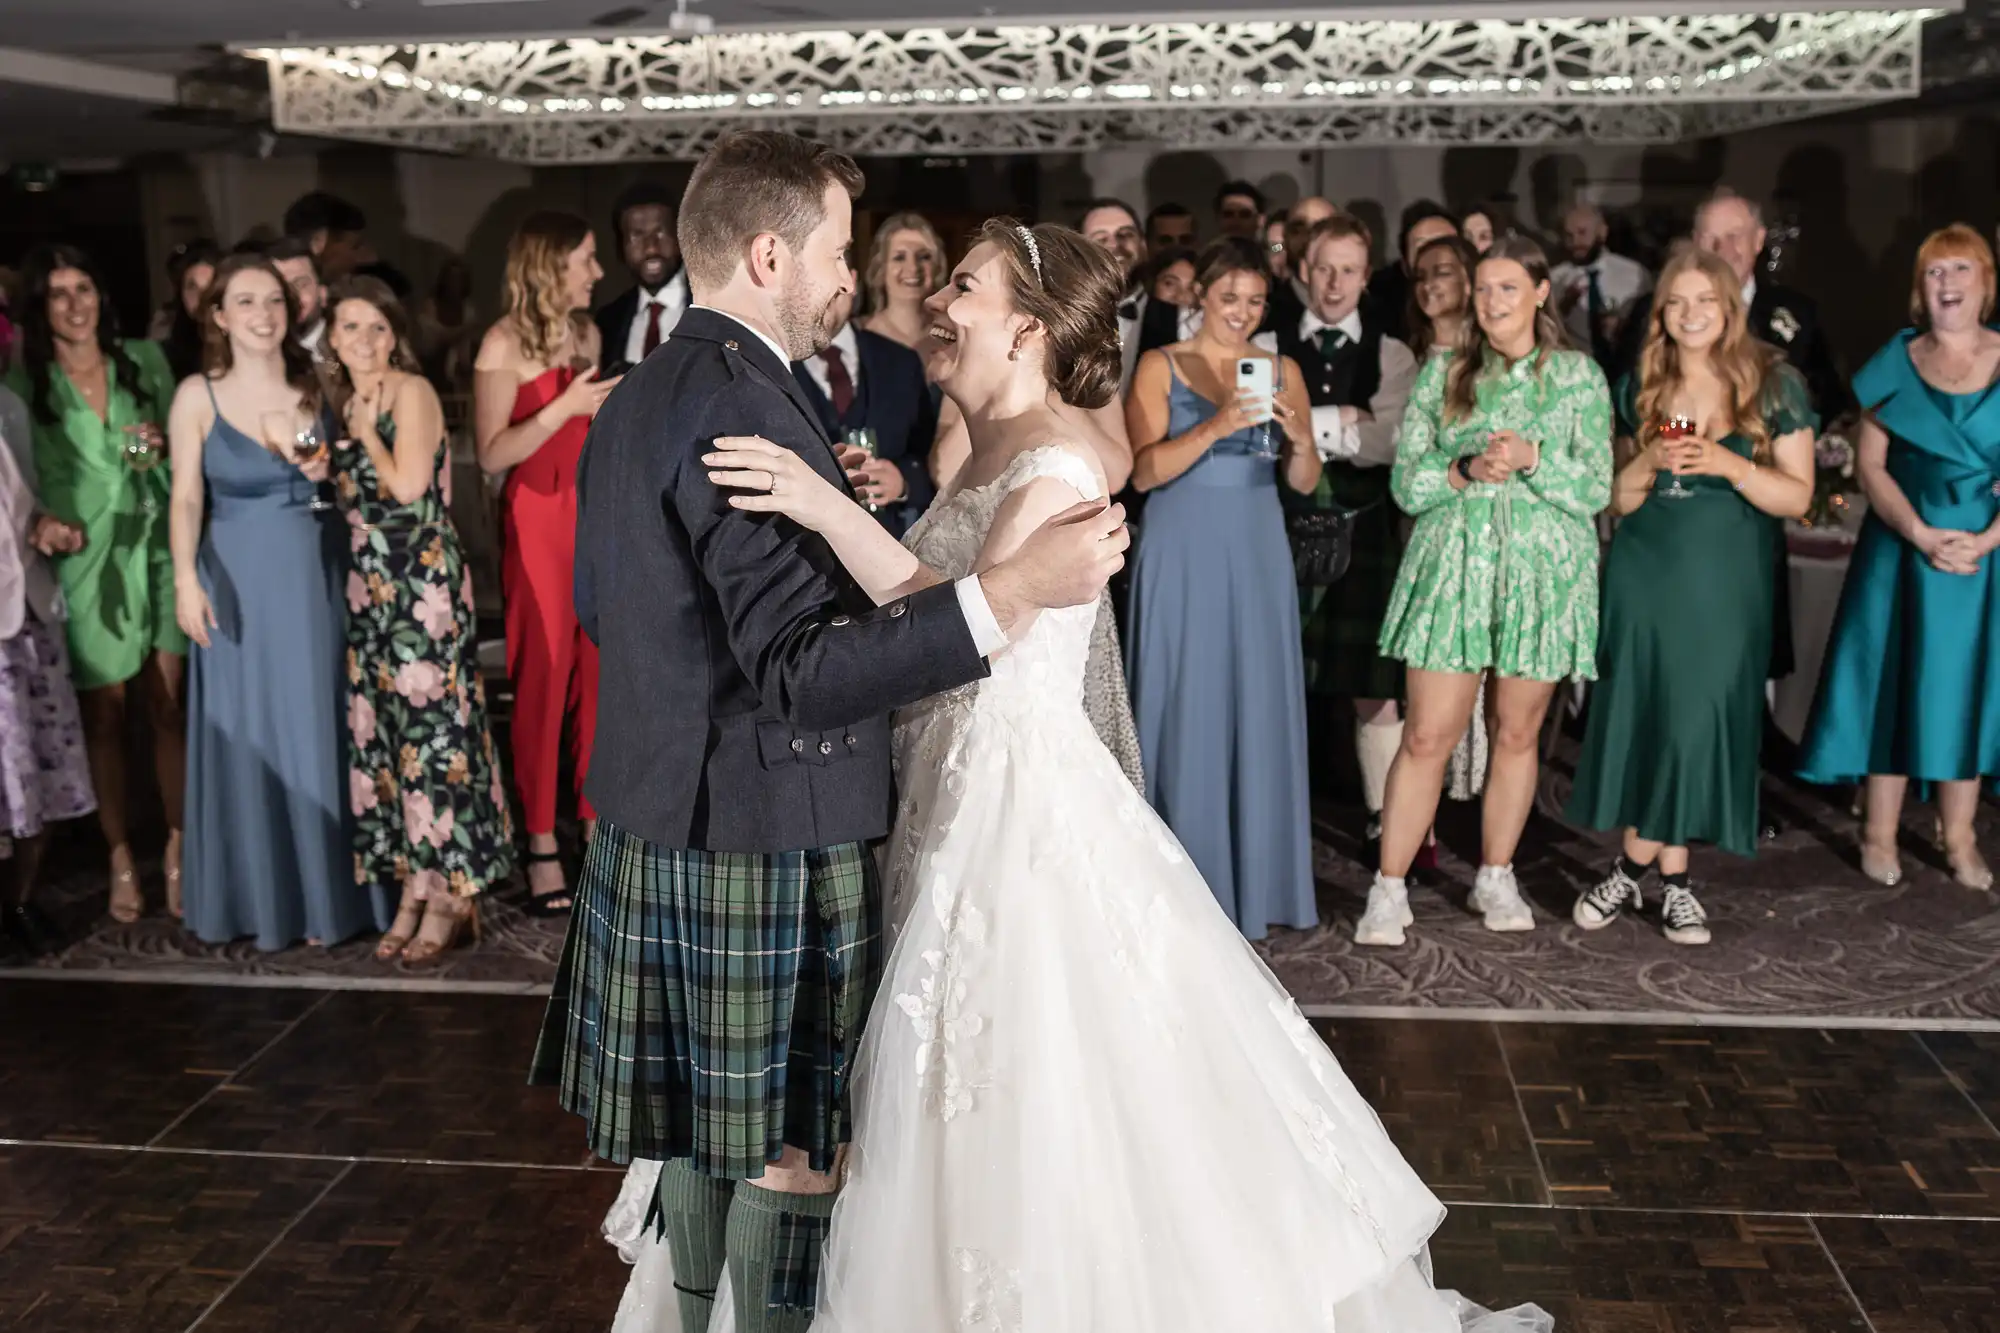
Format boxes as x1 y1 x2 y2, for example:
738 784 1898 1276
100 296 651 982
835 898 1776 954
3 977 1997 1331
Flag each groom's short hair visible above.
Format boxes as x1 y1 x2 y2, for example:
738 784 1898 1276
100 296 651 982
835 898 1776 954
679 130 865 292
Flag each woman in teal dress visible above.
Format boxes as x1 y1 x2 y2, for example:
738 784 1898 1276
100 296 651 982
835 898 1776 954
6 244 188 924
1565 248 1817 945
1797 224 2000 890
325 277 514 963
1363 235 1613 949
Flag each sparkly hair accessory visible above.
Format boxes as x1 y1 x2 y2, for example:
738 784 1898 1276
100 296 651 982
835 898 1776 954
1016 225 1043 282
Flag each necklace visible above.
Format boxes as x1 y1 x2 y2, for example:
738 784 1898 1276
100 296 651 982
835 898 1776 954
1918 336 1995 392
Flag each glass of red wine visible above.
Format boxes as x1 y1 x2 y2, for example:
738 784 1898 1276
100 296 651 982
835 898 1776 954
1658 414 1695 500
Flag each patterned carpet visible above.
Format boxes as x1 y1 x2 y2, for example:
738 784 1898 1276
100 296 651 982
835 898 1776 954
11 767 2000 1022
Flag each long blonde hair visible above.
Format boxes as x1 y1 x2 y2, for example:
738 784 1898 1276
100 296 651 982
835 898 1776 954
502 211 590 366
1635 245 1782 462
865 212 945 313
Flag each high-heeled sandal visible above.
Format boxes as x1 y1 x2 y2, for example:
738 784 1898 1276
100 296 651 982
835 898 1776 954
107 865 144 924
523 848 573 917
1859 836 1903 887
374 898 424 961
403 895 481 966
1934 821 1994 891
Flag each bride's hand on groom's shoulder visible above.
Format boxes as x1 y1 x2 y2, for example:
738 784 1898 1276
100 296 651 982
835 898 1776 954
704 435 849 533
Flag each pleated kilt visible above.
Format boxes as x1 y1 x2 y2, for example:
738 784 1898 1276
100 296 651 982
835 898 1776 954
1295 463 1405 702
529 821 883 1178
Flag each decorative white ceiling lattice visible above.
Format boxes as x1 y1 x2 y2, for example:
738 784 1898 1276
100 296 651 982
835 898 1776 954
246 12 1935 160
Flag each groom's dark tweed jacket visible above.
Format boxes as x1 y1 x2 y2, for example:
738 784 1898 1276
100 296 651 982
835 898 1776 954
574 306 989 852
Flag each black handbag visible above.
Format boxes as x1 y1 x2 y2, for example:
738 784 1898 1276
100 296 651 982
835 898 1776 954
1287 504 1355 587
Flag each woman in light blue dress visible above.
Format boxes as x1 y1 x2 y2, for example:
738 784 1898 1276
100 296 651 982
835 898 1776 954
1123 236 1324 939
167 253 379 950
1797 224 2000 891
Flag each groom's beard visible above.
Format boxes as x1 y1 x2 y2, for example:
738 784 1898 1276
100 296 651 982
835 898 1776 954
777 285 845 359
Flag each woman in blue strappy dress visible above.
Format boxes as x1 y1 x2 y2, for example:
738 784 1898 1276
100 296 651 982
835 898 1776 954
166 253 376 950
1123 236 1324 939
1798 224 2000 891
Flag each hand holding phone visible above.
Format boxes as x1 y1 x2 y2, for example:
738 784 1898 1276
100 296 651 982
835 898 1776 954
1235 357 1276 426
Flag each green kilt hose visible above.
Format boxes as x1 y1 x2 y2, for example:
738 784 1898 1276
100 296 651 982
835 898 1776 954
530 821 883 1178
1296 460 1404 701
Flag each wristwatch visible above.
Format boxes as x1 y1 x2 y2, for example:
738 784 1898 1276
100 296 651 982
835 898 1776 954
1454 455 1476 483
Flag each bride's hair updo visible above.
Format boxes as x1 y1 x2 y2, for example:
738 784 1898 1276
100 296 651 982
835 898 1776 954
976 217 1124 410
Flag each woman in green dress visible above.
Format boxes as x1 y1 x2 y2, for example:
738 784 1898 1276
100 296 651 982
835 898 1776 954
1362 235 1613 948
6 245 187 923
1565 247 1817 945
325 278 514 964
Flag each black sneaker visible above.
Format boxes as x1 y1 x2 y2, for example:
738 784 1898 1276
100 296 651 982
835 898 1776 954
1573 864 1642 929
1660 885 1711 946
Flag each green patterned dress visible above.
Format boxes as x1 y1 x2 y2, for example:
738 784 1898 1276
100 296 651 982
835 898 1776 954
333 408 514 904
1378 346 1613 681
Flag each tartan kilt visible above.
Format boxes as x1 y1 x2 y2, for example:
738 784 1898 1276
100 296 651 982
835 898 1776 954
529 822 882 1178
1294 463 1405 701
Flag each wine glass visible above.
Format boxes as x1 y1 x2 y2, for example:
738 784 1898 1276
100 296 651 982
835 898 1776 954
1657 414 1695 500
844 427 881 513
121 423 164 515
260 408 335 513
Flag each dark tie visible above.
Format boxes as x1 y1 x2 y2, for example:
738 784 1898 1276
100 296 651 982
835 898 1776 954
1119 301 1140 321
819 345 856 418
1586 269 1609 363
642 300 665 357
1316 327 1348 359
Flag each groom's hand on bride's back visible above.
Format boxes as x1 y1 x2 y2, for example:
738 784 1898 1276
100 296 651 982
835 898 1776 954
980 499 1128 629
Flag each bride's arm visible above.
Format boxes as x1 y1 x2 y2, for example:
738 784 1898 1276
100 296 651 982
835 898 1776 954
706 436 938 605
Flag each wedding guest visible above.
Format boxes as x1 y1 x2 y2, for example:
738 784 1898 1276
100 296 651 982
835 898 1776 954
1264 212 1290 282
1141 247 1197 308
1461 208 1498 255
0 383 95 961
793 277 936 538
283 190 375 285
1362 236 1612 946
1365 201 1460 343
1408 235 1479 359
1102 207 1184 390
5 245 185 923
265 237 329 362
413 256 479 396
1126 236 1323 938
1273 217 1419 831
169 254 368 950
1145 201 1197 252
326 277 514 962
1268 196 1339 333
157 240 220 381
1215 180 1266 239
474 212 619 914
1551 202 1654 371
1798 224 2000 889
1567 247 1816 944
594 180 688 373
1081 198 1148 280
857 211 943 353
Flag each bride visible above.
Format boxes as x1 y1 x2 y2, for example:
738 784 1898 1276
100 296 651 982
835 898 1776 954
615 219 1550 1332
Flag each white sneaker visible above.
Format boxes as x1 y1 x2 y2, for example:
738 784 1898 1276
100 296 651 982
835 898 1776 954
1354 874 1413 947
1470 864 1535 932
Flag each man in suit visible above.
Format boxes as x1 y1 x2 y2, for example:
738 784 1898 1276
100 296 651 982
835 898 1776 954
1263 195 1338 335
1551 202 1653 372
595 180 690 373
533 129 1126 1333
264 238 329 363
1273 216 1421 829
1146 201 1197 252
1215 179 1265 239
792 278 937 537
1364 201 1459 343
1083 198 1182 391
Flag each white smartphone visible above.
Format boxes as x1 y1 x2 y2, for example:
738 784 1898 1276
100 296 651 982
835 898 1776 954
1236 356 1276 425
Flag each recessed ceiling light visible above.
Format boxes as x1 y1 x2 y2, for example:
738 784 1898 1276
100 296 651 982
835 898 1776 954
419 0 549 7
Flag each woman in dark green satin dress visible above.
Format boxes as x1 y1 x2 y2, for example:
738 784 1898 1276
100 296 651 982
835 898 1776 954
1566 248 1817 944
1796 224 2000 891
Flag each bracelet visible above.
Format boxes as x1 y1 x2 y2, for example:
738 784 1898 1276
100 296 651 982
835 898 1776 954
1733 462 1755 492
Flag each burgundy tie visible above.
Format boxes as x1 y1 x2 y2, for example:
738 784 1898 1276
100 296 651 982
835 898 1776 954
819 345 855 418
641 301 665 357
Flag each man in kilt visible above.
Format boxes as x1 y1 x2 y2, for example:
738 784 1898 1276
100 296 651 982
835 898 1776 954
1273 216 1419 833
531 130 1128 1332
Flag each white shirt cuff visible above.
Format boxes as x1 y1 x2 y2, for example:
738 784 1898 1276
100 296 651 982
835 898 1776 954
1310 405 1356 462
954 575 1008 657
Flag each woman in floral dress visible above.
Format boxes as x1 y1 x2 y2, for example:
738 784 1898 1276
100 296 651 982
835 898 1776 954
326 277 513 964
1360 235 1613 948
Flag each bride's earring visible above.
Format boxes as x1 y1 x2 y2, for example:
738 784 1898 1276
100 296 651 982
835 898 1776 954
1009 337 1023 362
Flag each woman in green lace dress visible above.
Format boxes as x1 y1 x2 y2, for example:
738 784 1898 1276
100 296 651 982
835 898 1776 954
1360 236 1613 949
326 279 513 965
1566 249 1816 946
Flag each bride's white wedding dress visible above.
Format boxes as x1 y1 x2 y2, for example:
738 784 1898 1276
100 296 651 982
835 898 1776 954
607 444 1550 1332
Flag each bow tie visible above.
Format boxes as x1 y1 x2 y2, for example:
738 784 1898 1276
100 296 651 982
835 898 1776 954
1118 301 1140 322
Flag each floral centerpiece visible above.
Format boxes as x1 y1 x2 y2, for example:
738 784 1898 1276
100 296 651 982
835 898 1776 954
1802 427 1862 534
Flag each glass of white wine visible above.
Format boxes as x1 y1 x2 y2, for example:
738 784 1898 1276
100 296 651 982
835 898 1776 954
121 422 164 515
260 407 334 513
844 426 880 513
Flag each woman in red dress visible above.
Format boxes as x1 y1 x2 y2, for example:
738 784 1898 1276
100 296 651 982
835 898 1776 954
473 213 619 912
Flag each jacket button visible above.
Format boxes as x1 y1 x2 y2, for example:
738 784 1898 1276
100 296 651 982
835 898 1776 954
724 339 740 351
844 734 856 747
818 740 834 756
888 600 908 618
789 738 805 753
830 614 852 627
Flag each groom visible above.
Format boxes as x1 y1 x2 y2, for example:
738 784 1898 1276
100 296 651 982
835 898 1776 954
531 129 1128 1332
